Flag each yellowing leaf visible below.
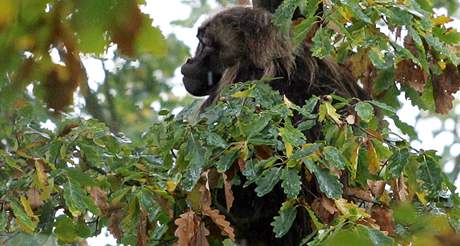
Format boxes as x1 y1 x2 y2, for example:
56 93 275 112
283 95 295 108
166 180 177 193
20 195 37 220
367 141 379 175
285 142 293 158
335 198 369 220
432 15 453 25
232 90 250 98
0 0 14 29
325 102 342 124
415 192 428 205
350 142 360 179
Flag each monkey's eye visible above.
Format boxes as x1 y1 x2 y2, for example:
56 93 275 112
198 36 215 48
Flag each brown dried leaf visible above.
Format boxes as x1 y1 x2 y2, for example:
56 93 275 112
311 197 338 224
222 173 234 212
137 208 148 246
370 206 394 235
345 187 373 202
27 188 43 209
392 176 409 202
345 50 376 94
199 184 212 212
193 221 210 246
203 208 235 241
174 210 198 246
108 208 125 240
111 1 142 57
395 60 428 93
432 64 460 114
204 168 220 189
367 180 386 198
255 145 274 160
237 158 246 172
43 64 79 111
90 187 109 215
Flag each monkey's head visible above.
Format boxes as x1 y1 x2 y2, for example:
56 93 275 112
181 7 294 97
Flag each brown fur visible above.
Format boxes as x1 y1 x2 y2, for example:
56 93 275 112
193 7 367 109
181 7 369 245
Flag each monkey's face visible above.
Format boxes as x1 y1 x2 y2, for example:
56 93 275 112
181 7 282 98
181 26 227 97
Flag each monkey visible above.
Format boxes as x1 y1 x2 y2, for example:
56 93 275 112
181 7 368 110
180 6 369 245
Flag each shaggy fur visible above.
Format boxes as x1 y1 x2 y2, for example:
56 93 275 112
181 6 369 245
188 7 368 109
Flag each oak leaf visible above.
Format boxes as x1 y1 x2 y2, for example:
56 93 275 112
370 206 394 235
395 59 428 93
222 173 234 212
203 208 235 241
432 63 460 114
174 210 199 246
311 197 338 224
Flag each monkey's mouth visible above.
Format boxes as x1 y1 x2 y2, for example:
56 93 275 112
183 76 219 97
182 70 222 97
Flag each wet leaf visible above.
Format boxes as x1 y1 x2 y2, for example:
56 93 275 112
304 159 343 199
271 200 297 238
355 102 374 123
255 167 282 197
281 168 302 198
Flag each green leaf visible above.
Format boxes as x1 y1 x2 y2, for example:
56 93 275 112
204 132 227 149
311 28 334 59
368 49 391 69
304 159 343 199
55 215 91 244
279 119 306 147
63 181 100 217
271 200 297 238
360 225 393 246
242 114 271 138
343 0 371 23
215 149 239 172
135 17 167 56
323 146 347 169
355 102 374 123
65 168 97 187
391 116 417 139
291 143 321 160
369 100 396 115
281 168 302 198
0 210 7 231
299 96 319 116
273 0 304 31
385 148 410 179
255 167 282 197
417 152 443 196
292 15 316 46
8 199 37 233
182 137 207 191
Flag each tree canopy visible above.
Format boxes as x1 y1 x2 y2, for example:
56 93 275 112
1 0 460 245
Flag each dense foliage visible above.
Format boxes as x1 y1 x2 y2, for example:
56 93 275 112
1 0 460 245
